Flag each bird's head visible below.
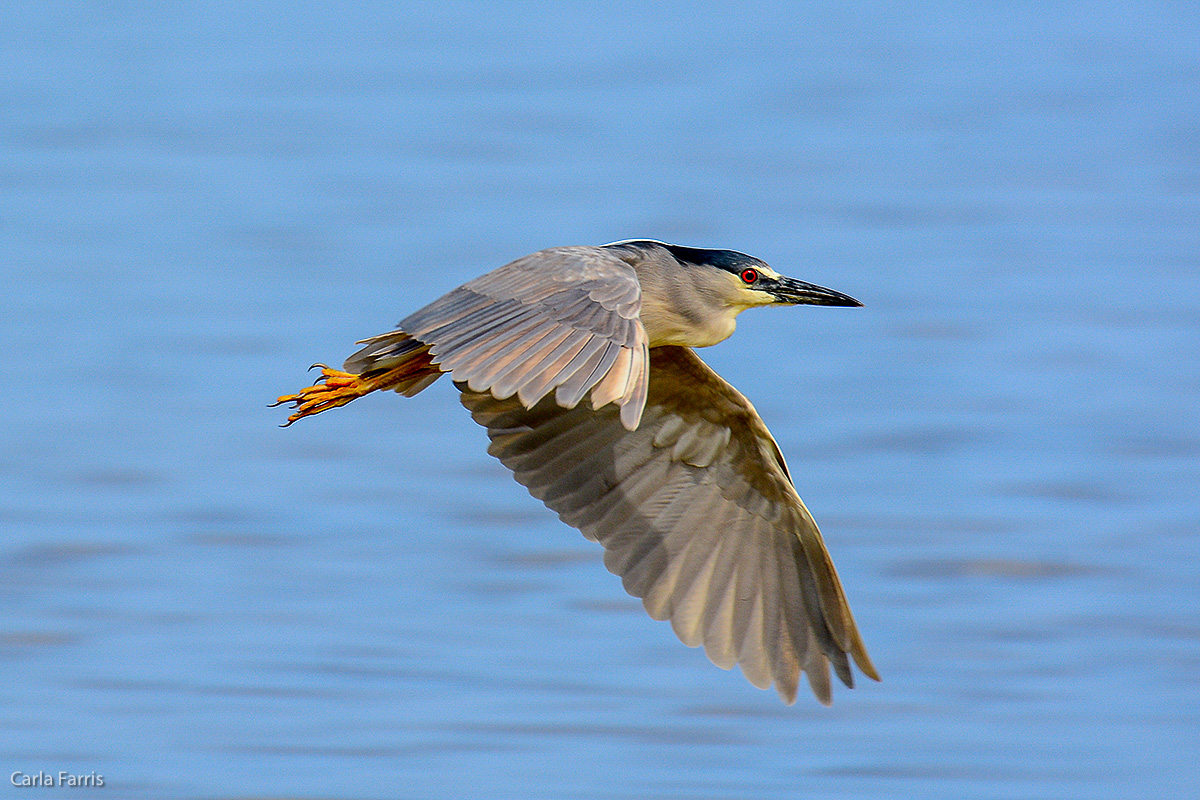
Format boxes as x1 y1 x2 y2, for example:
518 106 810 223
604 240 861 347
662 243 862 310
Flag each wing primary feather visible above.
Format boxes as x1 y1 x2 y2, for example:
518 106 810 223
754 518 794 702
401 288 495 335
699 528 745 670
638 484 711 619
768 531 804 703
804 642 834 706
432 307 546 372
667 500 737 648
429 303 542 358
785 516 851 696
737 590 772 691
421 298 529 346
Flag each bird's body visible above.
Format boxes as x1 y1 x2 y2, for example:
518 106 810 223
276 240 877 704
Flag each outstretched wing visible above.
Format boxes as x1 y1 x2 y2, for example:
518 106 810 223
459 345 877 705
344 246 650 430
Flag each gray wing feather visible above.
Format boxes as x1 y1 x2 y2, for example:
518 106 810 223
554 341 617 409
459 345 877 705
344 246 649 429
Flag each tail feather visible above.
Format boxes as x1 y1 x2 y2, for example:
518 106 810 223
345 332 443 397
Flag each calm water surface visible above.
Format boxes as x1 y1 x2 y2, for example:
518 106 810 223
3 2 1198 798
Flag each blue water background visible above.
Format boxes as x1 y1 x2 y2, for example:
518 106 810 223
3 1 1198 798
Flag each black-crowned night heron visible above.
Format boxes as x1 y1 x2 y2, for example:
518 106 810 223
276 240 877 704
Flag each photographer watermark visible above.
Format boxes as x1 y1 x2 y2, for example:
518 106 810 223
11 771 104 788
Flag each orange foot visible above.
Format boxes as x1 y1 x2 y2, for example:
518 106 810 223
272 364 373 426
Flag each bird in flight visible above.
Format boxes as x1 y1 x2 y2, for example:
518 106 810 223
275 240 877 704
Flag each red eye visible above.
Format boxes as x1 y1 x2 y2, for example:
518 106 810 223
740 268 759 284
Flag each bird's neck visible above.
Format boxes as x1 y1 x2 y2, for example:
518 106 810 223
640 302 738 348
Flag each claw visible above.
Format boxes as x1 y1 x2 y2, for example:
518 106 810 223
274 365 373 426
276 342 440 427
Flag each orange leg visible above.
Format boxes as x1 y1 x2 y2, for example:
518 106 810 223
273 348 440 426
271 365 376 426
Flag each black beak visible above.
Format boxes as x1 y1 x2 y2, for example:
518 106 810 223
766 275 862 307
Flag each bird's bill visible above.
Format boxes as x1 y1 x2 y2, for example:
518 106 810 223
766 276 862 307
